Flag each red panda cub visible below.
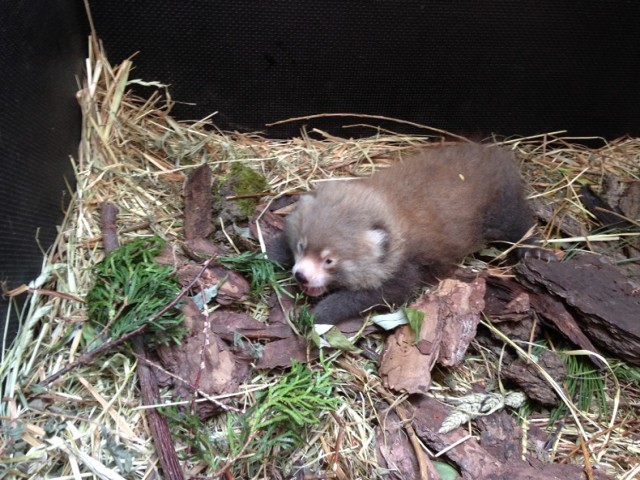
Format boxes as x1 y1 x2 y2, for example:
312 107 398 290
270 143 551 325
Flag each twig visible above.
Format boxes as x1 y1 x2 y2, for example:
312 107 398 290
132 335 185 480
266 112 470 143
100 202 120 253
2 284 84 304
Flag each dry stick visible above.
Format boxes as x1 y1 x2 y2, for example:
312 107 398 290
100 202 120 253
3 284 84 304
328 411 346 475
132 335 184 480
336 358 434 480
104 201 185 480
266 112 470 143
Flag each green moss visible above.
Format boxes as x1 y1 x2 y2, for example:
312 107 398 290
212 162 269 222
229 162 269 217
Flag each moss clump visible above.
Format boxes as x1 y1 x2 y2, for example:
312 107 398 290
213 162 269 222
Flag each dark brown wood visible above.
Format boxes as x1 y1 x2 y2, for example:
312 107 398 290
502 351 568 406
208 310 293 341
409 396 613 480
99 202 119 253
375 407 424 480
183 164 213 240
475 411 522 463
255 336 317 369
579 185 634 230
518 255 640 365
133 336 185 480
486 275 604 368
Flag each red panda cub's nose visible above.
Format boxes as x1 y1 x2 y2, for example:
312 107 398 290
295 271 308 284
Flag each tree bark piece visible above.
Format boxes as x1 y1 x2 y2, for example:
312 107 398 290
132 337 185 480
183 164 213 240
375 407 424 480
380 276 485 394
409 395 613 480
486 276 603 368
156 299 251 418
502 350 567 406
100 202 120 254
518 255 640 365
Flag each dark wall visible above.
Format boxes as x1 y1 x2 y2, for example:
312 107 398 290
0 0 86 345
90 0 640 139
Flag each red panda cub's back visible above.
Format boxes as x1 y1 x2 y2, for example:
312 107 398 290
282 143 543 325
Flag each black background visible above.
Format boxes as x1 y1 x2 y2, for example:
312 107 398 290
90 0 640 139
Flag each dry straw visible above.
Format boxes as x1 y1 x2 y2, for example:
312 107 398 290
1 35 639 479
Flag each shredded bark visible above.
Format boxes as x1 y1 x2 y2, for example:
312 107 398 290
99 202 120 254
156 299 251 418
183 164 213 240
178 263 250 305
256 336 317 369
409 395 613 480
375 406 423 480
380 276 485 394
487 275 603 367
250 203 287 247
502 350 568 406
209 310 293 341
517 255 640 366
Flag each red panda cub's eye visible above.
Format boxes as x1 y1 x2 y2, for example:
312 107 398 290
320 249 336 269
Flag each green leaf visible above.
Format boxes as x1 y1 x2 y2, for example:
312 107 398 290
434 461 461 479
404 307 425 343
323 328 361 353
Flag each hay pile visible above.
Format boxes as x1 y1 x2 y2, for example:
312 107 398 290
1 37 639 480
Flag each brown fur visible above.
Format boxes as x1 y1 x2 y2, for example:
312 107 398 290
273 143 549 325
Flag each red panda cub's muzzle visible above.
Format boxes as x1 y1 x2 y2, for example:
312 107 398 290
292 251 336 297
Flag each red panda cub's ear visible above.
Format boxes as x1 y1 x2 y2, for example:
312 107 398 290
364 228 389 258
297 192 317 206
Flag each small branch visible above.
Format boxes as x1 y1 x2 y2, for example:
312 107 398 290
132 336 185 480
100 202 120 254
2 284 84 304
265 112 469 142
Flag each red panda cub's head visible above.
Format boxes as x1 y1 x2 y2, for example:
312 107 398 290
284 181 397 296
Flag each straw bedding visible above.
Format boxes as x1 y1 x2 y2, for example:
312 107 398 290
1 37 639 479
